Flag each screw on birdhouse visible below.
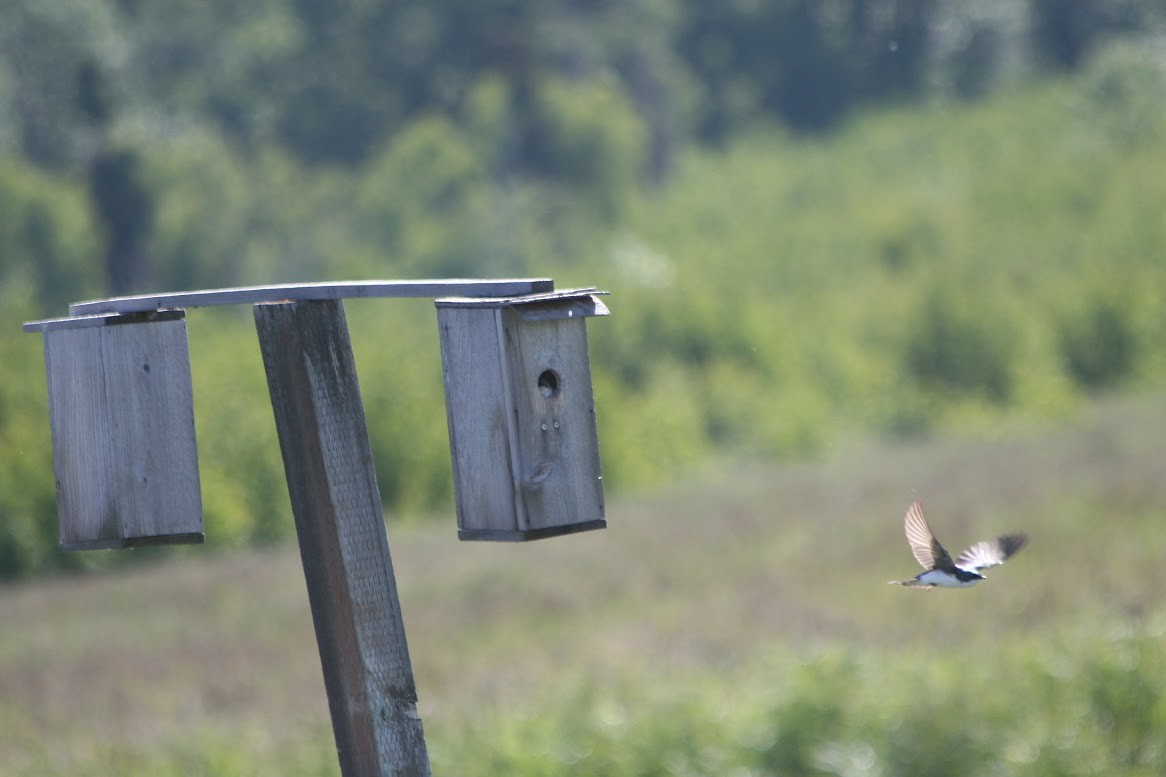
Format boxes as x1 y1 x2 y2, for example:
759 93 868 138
541 423 548 431
553 421 560 429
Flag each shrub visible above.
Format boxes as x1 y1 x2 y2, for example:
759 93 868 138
903 282 1019 404
1058 295 1138 390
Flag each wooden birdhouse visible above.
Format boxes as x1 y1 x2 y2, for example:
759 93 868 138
24 310 204 550
435 289 609 541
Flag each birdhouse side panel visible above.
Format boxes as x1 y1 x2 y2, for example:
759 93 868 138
43 327 120 548
502 312 605 532
437 307 521 534
102 319 203 544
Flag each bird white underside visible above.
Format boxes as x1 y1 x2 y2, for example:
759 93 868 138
917 569 981 588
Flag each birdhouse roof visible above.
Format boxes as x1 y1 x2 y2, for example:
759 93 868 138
434 288 610 321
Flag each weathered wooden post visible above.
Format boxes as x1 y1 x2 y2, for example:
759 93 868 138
23 277 608 777
254 299 429 777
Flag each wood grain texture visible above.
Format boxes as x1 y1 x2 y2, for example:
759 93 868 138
502 311 605 534
44 327 115 546
436 307 519 535
67 278 554 316
255 299 430 777
43 317 203 550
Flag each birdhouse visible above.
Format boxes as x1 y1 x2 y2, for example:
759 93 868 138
24 310 204 550
435 289 609 541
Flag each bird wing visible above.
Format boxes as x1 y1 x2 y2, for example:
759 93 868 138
955 533 1028 573
903 500 954 571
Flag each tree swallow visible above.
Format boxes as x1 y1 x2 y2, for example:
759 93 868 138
890 499 1027 589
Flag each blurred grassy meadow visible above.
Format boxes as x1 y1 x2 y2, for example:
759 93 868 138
2 393 1165 776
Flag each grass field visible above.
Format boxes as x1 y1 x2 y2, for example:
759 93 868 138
1 392 1164 775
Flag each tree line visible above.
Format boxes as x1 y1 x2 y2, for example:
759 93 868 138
3 0 1162 300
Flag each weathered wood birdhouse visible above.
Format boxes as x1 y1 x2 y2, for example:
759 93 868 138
25 310 204 550
435 289 609 541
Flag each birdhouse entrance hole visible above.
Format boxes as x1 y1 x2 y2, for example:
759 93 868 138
537 369 560 398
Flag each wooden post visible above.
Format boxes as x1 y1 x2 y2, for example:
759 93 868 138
254 299 430 777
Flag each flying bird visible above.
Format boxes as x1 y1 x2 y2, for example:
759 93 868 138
890 499 1027 589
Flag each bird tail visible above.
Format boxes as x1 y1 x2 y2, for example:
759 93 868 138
889 578 931 588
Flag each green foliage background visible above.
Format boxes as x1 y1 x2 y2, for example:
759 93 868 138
433 624 1166 777
3 5 1166 775
2 39 1166 577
